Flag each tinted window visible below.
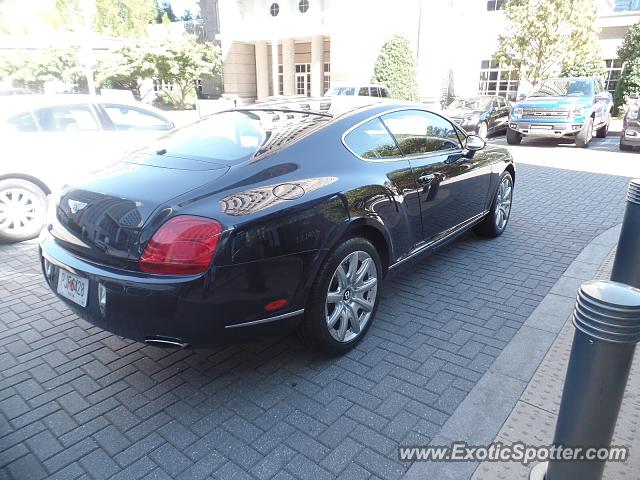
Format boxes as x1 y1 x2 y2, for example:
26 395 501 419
103 105 171 131
344 118 401 159
358 87 370 96
380 88 390 98
35 105 100 131
6 112 38 132
153 110 329 163
370 87 380 97
382 110 461 155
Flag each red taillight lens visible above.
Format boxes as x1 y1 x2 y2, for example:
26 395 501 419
139 216 222 275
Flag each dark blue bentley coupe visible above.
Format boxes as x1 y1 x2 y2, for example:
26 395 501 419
39 100 515 354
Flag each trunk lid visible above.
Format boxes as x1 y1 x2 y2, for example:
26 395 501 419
51 154 229 267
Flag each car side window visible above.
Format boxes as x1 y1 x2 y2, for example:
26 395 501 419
102 104 172 131
35 104 100 132
370 87 380 97
358 87 370 96
344 118 402 160
381 110 462 155
6 112 38 132
380 88 390 98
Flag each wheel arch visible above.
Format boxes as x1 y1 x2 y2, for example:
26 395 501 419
339 217 392 276
0 174 51 195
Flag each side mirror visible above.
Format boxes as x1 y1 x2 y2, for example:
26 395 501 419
465 134 486 152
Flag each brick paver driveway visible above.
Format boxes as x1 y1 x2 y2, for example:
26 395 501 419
0 161 630 480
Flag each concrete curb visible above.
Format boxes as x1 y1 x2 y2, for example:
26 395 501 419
401 224 622 480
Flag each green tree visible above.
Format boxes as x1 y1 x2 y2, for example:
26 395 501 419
149 35 222 109
617 22 640 64
496 0 602 85
371 35 419 101
0 47 84 91
560 51 607 78
614 22 640 110
52 0 156 37
156 1 178 23
615 58 640 110
96 41 156 99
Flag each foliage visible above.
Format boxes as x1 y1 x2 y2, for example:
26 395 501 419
0 47 85 91
96 41 156 99
156 1 178 23
52 0 157 37
617 22 640 64
496 0 602 86
614 22 640 111
560 51 607 78
147 35 222 109
371 35 419 101
614 58 640 110
97 35 221 109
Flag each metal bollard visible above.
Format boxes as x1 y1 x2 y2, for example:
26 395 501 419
530 280 640 480
611 179 640 289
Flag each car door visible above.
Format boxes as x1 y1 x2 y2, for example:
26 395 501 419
380 109 493 242
495 97 509 132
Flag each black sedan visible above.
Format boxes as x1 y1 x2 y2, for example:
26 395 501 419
444 95 511 139
39 101 515 354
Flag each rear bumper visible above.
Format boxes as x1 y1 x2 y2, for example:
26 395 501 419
621 129 640 145
509 120 584 137
39 230 310 347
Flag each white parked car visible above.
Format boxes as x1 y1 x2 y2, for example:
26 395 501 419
325 84 391 98
0 94 175 242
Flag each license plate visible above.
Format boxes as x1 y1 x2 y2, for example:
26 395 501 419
57 269 89 307
530 125 553 130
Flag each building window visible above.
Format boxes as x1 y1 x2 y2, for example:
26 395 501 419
323 62 331 95
605 59 623 94
269 2 279 16
278 65 284 95
486 0 506 10
153 79 174 92
295 63 311 96
614 0 640 12
478 60 519 101
299 0 310 13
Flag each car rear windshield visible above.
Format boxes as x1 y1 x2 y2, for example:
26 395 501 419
327 87 356 96
150 110 330 163
448 97 491 110
529 79 594 98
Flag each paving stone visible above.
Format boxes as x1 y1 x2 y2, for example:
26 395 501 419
0 165 630 479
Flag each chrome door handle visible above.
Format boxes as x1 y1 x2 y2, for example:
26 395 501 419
417 173 435 185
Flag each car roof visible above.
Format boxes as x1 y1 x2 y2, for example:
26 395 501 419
0 94 168 120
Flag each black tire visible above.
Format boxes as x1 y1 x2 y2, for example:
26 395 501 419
0 179 47 243
620 140 633 151
299 237 382 355
475 171 513 238
506 128 522 145
575 117 594 148
596 113 611 138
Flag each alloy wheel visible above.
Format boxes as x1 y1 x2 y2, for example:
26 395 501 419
325 250 378 343
0 188 44 236
495 175 513 231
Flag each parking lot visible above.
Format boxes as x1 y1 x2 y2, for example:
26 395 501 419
0 134 635 480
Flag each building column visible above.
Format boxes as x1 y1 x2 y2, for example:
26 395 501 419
271 39 279 96
255 41 269 100
310 35 323 97
282 38 295 96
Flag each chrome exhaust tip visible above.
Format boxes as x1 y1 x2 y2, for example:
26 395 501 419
144 336 189 349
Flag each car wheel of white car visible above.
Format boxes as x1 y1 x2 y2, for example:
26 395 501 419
0 179 47 243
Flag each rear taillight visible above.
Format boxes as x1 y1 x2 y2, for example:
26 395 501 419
139 216 222 275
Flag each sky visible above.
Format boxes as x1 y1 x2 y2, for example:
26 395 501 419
166 0 201 17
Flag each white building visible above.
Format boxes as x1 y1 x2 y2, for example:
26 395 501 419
200 0 640 105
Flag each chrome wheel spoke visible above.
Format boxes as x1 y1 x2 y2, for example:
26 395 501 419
354 277 377 294
345 304 360 334
336 309 349 341
353 258 371 285
327 303 343 329
334 265 348 289
353 296 373 312
347 252 359 281
327 291 342 304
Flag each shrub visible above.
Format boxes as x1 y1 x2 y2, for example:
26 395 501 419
371 35 419 101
